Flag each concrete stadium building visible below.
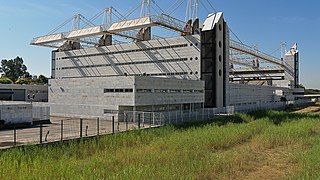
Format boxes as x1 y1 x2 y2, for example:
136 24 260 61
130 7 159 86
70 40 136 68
31 1 301 119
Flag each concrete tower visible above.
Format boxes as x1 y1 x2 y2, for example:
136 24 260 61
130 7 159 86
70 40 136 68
201 12 229 108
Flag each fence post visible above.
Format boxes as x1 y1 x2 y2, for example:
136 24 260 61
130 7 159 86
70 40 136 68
80 118 83 138
138 113 141 129
196 109 198 121
39 122 43 144
163 113 165 126
142 112 145 127
97 118 100 136
149 113 152 128
202 107 204 121
117 118 120 131
13 125 16 146
175 111 178 124
152 112 155 126
112 116 115 133
161 114 164 126
61 120 63 141
125 114 128 131
181 111 184 123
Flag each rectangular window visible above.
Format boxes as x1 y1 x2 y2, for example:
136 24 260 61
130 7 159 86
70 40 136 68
125 89 133 92
154 89 168 93
169 89 181 93
104 89 115 93
104 109 118 114
183 90 193 93
137 89 152 93
194 90 204 93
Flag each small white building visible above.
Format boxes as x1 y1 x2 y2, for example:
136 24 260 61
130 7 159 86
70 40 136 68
0 84 48 102
0 101 32 124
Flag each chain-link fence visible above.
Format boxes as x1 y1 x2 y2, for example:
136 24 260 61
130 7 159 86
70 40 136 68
123 106 234 126
0 106 234 149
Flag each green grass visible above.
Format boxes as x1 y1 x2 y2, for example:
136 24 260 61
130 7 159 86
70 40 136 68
1 109 320 179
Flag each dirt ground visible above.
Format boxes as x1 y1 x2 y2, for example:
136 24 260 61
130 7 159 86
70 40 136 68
242 147 298 180
294 103 320 113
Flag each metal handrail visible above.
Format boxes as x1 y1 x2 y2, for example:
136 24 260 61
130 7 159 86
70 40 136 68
230 40 284 67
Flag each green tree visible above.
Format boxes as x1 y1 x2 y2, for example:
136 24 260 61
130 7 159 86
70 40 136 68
15 78 31 84
0 57 30 81
297 84 305 89
37 75 48 84
0 77 13 84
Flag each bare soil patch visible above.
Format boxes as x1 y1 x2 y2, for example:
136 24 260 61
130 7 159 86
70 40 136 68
240 147 298 180
294 103 320 113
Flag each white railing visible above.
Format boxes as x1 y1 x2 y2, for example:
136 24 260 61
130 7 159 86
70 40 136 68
230 40 284 67
151 14 186 32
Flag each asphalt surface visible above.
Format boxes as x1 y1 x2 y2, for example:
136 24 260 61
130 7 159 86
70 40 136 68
0 117 147 149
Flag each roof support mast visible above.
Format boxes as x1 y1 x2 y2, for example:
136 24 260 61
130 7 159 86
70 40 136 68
73 14 81 30
195 0 198 19
140 0 151 17
184 0 199 35
185 0 199 21
103 7 113 26
138 0 152 41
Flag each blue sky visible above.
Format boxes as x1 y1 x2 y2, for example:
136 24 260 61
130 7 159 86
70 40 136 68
0 0 319 89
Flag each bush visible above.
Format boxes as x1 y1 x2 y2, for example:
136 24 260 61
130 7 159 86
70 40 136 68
15 78 31 84
0 77 13 84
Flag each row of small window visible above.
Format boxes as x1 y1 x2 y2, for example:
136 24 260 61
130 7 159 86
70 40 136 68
59 72 189 79
136 89 204 93
28 90 47 93
138 72 188 76
231 101 282 106
104 88 204 94
59 44 189 60
104 89 133 93
60 58 188 70
17 107 29 110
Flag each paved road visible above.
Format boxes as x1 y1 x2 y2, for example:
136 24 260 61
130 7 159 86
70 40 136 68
0 117 147 149
0 111 209 149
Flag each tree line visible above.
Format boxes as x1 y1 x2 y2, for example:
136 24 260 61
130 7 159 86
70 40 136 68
0 56 48 85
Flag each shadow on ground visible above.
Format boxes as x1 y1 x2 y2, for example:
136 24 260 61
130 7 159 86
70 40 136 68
0 141 23 148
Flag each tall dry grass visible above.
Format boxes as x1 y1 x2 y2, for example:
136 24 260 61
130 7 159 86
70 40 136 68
0 109 320 179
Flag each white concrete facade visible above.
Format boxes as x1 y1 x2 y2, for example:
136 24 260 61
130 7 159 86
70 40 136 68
228 83 294 106
53 35 201 80
0 102 32 124
49 76 204 118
